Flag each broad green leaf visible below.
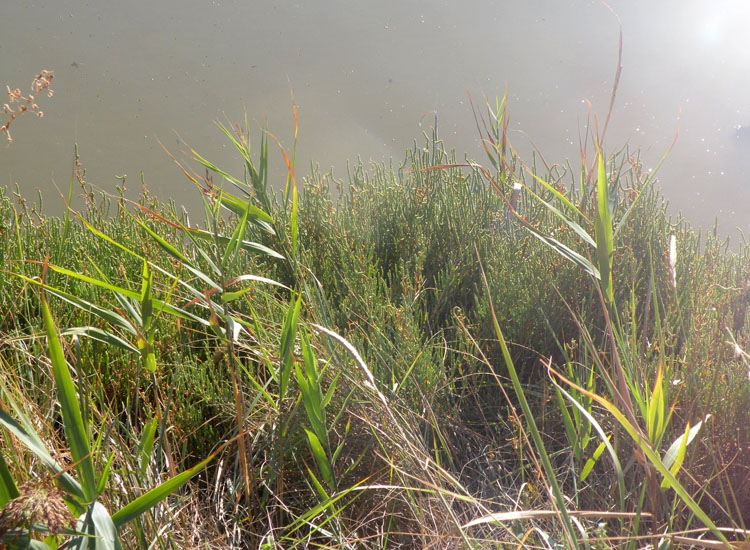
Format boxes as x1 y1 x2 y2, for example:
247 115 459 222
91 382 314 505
305 429 335 490
647 366 665 444
137 417 158 480
0 450 19 506
42 296 97 502
661 417 705 489
111 453 213 529
580 439 608 482
75 501 119 550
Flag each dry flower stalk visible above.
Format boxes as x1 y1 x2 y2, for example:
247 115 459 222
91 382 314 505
1 70 54 143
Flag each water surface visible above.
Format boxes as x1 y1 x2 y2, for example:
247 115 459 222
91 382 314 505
2 0 748 237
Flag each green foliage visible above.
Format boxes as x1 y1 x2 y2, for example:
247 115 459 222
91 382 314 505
1 97 749 549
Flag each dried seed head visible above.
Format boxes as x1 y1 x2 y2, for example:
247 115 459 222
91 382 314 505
0 480 74 539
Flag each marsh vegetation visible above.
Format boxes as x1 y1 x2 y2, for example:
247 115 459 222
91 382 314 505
1 96 750 549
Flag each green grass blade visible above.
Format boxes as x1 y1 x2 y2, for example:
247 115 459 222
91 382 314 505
96 453 116 495
10 276 136 334
190 148 250 190
580 439 608 482
0 451 19 506
137 417 158 480
305 429 335 490
524 185 596 248
304 465 331 502
42 263 210 327
478 256 581 550
45 263 141 300
524 168 588 222
646 366 664 444
554 383 625 508
75 215 145 262
661 418 705 490
188 228 284 260
0 395 84 500
132 217 221 290
42 294 97 502
111 453 213 529
525 226 601 280
221 189 253 266
139 260 153 331
62 327 139 354
552 370 730 546
594 151 614 304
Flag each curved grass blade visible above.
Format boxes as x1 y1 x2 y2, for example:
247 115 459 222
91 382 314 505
62 327 139 354
75 501 119 550
526 226 601 280
553 382 625 509
41 263 209 326
0 399 84 500
110 453 213 529
132 217 221 290
523 184 596 248
10 275 136 334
